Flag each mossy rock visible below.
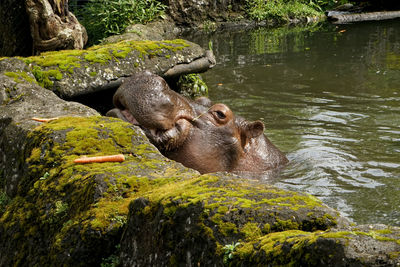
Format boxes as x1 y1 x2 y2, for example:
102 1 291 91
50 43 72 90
1 114 399 265
233 224 400 266
0 116 196 266
0 115 347 266
119 173 349 266
15 39 207 99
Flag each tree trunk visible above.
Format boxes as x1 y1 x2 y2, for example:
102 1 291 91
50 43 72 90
0 0 32 57
25 0 88 54
328 10 400 23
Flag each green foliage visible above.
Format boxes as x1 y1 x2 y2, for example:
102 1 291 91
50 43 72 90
245 0 351 23
310 0 351 10
39 172 50 180
77 0 166 45
223 242 241 265
246 0 322 23
101 245 121 267
177 74 209 99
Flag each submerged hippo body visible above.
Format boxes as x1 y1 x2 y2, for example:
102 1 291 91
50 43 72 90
106 71 288 174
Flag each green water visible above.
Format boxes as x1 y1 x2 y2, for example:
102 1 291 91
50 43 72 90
188 20 400 225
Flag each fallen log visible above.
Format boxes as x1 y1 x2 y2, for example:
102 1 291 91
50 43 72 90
327 10 400 23
163 50 216 78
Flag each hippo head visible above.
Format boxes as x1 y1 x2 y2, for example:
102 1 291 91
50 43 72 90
107 71 288 174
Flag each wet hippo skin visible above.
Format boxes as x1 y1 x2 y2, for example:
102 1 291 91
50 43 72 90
106 71 288 174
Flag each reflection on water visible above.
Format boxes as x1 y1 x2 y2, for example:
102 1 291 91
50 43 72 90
186 20 400 225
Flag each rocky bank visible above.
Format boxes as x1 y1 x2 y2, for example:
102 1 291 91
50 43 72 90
1 40 400 266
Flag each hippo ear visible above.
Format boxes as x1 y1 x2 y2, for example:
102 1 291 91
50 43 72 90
240 120 264 149
245 121 264 138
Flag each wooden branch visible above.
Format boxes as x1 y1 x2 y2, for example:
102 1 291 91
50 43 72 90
163 50 216 77
328 10 400 23
25 0 87 54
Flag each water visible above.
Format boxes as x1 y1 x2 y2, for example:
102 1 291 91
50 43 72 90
185 20 400 225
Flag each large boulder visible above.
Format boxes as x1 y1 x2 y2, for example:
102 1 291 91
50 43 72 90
0 58 98 197
1 41 400 266
17 39 214 99
0 108 348 266
103 17 182 44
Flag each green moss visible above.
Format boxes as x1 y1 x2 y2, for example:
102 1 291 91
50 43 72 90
263 223 271 233
388 251 400 259
4 71 37 84
219 221 238 236
217 205 228 214
112 47 132 59
234 229 310 264
84 48 113 63
89 71 97 77
2 85 25 105
272 218 300 231
31 66 63 89
375 228 393 235
241 222 262 240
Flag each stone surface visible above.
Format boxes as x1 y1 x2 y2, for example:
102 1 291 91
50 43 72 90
0 40 400 266
103 16 182 44
20 39 212 99
0 67 98 197
166 0 247 26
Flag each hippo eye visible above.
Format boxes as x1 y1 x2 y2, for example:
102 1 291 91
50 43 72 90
209 103 232 125
215 110 226 120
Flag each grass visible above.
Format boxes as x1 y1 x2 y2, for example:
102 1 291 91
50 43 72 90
72 0 166 45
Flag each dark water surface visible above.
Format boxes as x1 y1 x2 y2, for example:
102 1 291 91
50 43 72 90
185 20 400 225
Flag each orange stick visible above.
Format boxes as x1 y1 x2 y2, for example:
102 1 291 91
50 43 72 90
73 154 125 164
32 117 59 123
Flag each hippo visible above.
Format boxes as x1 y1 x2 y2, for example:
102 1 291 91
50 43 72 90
106 71 288 174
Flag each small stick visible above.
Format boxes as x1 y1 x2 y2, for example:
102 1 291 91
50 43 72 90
191 107 212 122
32 117 59 123
73 154 125 164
